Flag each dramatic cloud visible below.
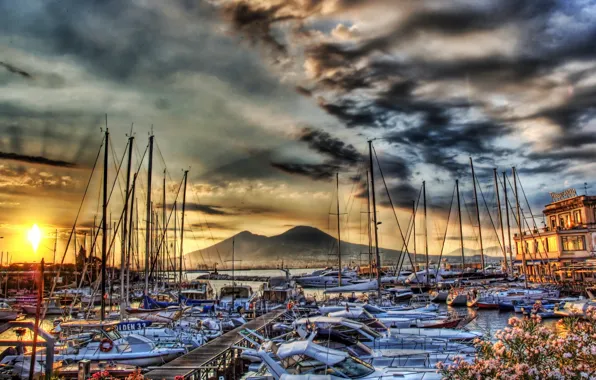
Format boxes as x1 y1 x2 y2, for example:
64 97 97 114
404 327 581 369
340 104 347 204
0 61 32 78
0 152 75 168
1 0 595 261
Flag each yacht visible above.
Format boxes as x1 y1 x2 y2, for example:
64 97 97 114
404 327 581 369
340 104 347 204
5 320 185 367
249 339 443 380
218 284 257 311
294 269 358 288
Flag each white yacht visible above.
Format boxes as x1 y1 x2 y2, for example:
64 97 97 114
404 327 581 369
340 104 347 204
294 269 358 288
5 320 185 367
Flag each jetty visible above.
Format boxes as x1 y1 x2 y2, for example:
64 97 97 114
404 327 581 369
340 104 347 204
145 308 288 380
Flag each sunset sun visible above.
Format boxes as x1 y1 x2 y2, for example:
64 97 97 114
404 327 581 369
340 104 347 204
27 224 42 253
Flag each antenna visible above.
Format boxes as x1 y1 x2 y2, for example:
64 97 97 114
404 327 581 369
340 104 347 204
585 182 590 195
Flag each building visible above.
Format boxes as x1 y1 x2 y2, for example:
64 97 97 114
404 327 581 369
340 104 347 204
513 189 596 283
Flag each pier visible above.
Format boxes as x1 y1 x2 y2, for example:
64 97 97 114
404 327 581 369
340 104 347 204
145 308 288 380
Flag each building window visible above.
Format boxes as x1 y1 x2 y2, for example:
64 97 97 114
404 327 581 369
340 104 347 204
561 235 586 251
547 236 558 252
573 210 582 224
550 216 557 229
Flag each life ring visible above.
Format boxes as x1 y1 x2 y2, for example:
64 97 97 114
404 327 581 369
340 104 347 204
100 338 113 353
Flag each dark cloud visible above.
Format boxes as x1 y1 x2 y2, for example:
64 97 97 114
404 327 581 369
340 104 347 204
298 127 362 164
270 161 338 181
0 61 32 78
181 203 227 215
0 151 75 168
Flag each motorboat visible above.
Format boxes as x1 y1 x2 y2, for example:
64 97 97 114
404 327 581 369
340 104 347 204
0 302 20 321
261 275 302 304
5 320 185 367
323 279 379 294
218 284 257 311
385 288 414 302
21 297 70 316
180 280 216 306
250 338 444 380
554 299 596 318
294 269 358 288
446 289 468 307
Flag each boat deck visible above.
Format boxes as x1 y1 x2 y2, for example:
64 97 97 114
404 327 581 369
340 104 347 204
145 308 287 380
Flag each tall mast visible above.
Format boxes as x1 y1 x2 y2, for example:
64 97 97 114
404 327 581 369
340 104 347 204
145 134 154 295
126 175 136 306
513 167 528 288
53 229 57 264
179 170 188 300
173 201 177 285
336 172 342 285
470 157 485 272
493 168 508 274
163 169 167 282
231 238 235 312
121 134 134 317
412 200 417 272
456 179 465 270
101 125 109 321
503 172 513 273
366 171 372 279
368 140 381 298
423 181 429 285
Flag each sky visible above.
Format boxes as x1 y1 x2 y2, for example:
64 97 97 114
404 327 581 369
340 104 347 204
0 0 594 265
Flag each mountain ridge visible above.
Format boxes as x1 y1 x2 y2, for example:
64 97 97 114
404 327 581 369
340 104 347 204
186 225 504 268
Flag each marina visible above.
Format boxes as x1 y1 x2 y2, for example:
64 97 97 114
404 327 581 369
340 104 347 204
2 2 596 378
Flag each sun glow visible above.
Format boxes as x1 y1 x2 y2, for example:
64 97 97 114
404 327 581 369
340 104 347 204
27 224 42 253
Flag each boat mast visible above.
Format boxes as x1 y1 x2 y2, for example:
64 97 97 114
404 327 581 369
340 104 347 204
366 171 372 280
423 181 429 286
231 238 235 312
513 167 528 288
126 174 137 306
101 125 109 321
336 172 342 285
493 168 508 274
368 140 382 298
179 170 188 300
412 200 417 272
173 201 177 285
470 157 485 272
456 179 465 270
53 229 57 264
145 134 154 295
121 134 134 317
503 172 513 274
163 169 167 284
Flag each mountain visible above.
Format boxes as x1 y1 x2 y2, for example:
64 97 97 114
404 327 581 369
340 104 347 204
186 225 505 268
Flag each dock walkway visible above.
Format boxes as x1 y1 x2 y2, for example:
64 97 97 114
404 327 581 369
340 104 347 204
146 308 288 380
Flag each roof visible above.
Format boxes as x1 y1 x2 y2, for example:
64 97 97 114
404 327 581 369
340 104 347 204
277 340 347 365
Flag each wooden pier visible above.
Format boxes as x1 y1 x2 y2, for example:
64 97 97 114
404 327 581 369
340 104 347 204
145 308 288 380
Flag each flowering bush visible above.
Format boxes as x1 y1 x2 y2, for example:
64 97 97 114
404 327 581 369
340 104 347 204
438 307 596 379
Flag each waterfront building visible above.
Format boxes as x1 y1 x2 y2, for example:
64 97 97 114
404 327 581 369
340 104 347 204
513 189 596 283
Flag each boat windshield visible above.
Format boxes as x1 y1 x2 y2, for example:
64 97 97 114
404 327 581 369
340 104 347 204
104 327 122 341
331 357 375 378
